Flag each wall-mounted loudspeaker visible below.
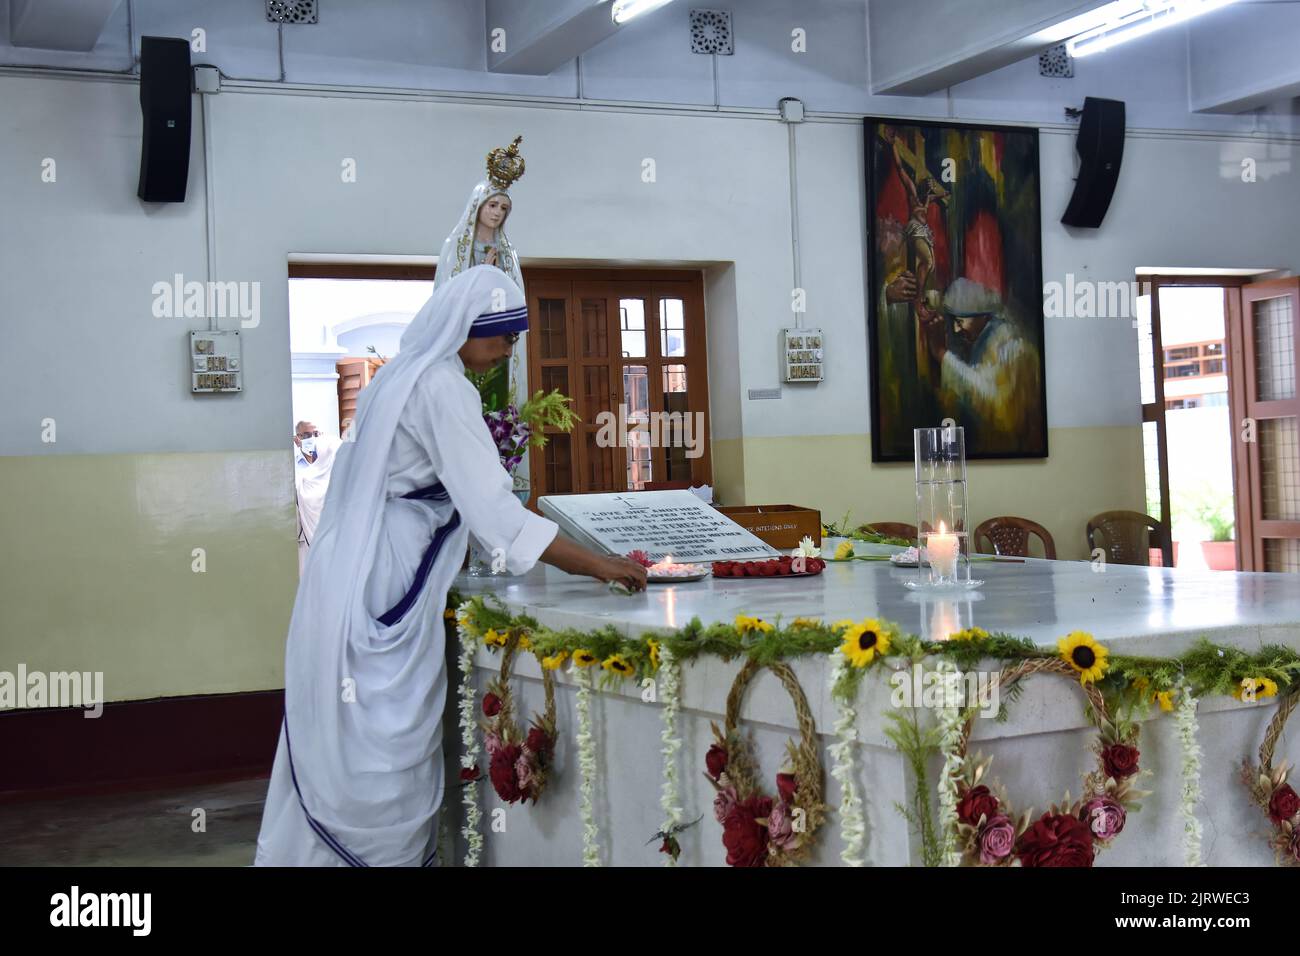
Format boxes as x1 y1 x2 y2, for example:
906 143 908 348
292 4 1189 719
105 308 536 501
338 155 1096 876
1061 96 1124 229
137 36 192 203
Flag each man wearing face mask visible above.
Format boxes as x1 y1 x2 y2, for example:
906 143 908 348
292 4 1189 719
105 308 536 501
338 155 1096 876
294 421 341 574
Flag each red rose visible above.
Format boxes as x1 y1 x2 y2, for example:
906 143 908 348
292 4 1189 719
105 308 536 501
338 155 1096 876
776 772 798 803
706 744 728 780
1016 812 1095 867
459 764 481 783
526 726 552 759
956 784 1000 826
721 795 773 867
1268 784 1300 825
489 743 523 803
1101 743 1140 780
482 692 502 718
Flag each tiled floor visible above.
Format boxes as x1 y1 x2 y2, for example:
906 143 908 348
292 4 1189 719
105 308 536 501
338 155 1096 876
0 777 268 866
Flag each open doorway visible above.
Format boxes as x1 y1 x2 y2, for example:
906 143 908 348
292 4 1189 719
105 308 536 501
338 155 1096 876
1138 272 1300 572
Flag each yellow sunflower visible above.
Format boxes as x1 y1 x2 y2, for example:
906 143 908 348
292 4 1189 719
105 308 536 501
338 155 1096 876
789 617 822 630
541 651 568 671
948 626 989 642
840 618 892 668
646 640 661 671
602 655 635 678
572 649 599 668
1058 631 1109 684
834 540 855 560
734 614 774 635
1233 676 1278 701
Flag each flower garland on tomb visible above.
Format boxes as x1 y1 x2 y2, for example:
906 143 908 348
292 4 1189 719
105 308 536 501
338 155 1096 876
451 593 1300 867
657 643 686 865
453 604 485 867
827 651 869 867
1172 679 1205 867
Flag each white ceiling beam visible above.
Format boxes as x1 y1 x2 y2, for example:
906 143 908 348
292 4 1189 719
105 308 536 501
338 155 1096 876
485 0 624 75
868 0 1115 95
1188 2 1300 113
8 0 123 52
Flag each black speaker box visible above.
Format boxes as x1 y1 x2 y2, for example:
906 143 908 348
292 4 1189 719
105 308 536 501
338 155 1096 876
137 36 192 203
1061 96 1125 229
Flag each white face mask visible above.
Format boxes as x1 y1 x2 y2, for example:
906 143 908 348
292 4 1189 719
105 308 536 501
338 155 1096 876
300 438 317 456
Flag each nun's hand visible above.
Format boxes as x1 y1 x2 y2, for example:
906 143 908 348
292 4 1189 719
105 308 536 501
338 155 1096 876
594 556 648 592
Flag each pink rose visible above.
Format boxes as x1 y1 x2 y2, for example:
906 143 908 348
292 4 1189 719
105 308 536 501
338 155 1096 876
484 733 502 757
977 814 1016 864
767 800 798 850
1081 795 1127 842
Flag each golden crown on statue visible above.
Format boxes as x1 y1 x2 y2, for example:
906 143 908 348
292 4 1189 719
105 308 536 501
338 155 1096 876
485 135 526 190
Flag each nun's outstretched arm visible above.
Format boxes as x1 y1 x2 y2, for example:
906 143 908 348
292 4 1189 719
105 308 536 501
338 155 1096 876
407 366 646 590
407 368 557 576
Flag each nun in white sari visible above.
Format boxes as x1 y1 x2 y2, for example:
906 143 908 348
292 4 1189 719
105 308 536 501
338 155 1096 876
254 265 645 867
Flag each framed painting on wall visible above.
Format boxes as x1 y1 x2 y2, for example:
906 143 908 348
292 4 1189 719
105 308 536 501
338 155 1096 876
865 117 1048 462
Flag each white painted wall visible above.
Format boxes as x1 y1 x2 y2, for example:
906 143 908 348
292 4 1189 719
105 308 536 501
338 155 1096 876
1 71 1297 459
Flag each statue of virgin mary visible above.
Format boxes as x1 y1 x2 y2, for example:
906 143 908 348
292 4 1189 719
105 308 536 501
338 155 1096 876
433 136 525 294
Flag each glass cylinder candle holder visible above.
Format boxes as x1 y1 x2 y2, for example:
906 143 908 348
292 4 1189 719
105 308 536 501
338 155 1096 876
914 425 973 588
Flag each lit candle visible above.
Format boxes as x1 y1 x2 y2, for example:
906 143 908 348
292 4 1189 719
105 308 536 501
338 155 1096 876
928 522 960 581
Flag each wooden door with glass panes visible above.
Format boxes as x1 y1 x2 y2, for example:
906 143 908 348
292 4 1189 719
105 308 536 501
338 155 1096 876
1228 277 1300 571
525 271 710 499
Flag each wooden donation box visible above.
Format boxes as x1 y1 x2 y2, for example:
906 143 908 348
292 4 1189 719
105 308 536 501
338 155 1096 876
538 490 779 563
716 504 821 549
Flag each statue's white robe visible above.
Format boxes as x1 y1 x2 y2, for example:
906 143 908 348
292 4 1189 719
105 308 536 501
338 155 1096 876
255 354 556 866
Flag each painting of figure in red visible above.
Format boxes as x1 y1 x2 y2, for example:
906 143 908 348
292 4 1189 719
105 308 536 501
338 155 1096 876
866 118 1047 461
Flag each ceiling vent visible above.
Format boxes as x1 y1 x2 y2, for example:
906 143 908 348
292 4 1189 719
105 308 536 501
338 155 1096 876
1038 43 1073 78
266 0 317 25
690 9 733 55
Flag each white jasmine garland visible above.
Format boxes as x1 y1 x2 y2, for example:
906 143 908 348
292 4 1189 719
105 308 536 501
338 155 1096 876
573 661 602 866
658 645 684 867
828 655 867 866
1173 678 1205 867
934 659 965 868
456 607 484 867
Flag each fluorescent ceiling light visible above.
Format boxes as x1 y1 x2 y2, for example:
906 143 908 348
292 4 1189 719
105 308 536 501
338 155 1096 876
611 0 674 26
1066 0 1239 58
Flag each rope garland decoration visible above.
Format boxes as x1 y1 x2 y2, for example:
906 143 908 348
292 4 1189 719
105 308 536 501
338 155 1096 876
950 658 1147 867
706 658 828 866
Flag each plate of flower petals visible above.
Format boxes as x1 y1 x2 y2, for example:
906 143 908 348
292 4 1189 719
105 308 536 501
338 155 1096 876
711 556 825 578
